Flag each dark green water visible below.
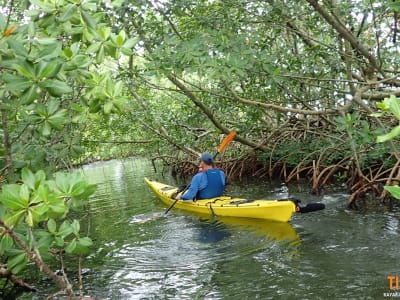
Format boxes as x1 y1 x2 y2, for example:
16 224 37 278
21 159 400 299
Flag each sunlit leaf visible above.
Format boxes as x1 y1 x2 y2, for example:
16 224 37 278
47 218 57 233
59 4 78 22
37 231 54 250
98 27 111 41
12 60 35 79
40 79 72 97
48 109 68 130
79 236 93 247
81 10 96 30
20 84 40 105
26 210 34 227
55 172 70 194
4 77 32 92
48 201 67 218
376 125 400 143
31 204 48 223
384 185 400 200
5 210 25 226
59 220 73 237
7 252 28 274
382 95 400 120
71 219 80 235
21 168 36 190
65 238 77 253
104 101 113 114
1 185 25 210
0 234 14 255
123 37 139 49
37 60 62 78
55 236 64 247
19 184 30 202
41 121 52 136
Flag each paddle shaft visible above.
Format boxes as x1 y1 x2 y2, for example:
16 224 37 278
164 131 236 215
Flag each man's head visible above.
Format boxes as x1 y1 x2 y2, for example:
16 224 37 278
199 152 214 166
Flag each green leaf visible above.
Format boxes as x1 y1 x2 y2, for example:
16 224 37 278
104 101 113 114
81 10 97 30
37 60 62 79
1 185 26 210
7 38 28 56
48 218 57 233
19 184 30 202
115 32 125 47
48 201 67 219
37 231 54 250
25 210 34 227
47 99 60 115
78 236 93 247
35 170 46 188
31 204 48 223
383 95 400 120
59 220 73 238
55 172 70 194
388 2 400 11
96 45 105 63
55 236 64 247
65 238 77 254
71 219 80 235
20 84 40 105
73 241 91 255
59 4 78 22
121 47 133 56
0 234 14 255
40 79 72 97
12 60 35 79
8 252 28 274
41 122 52 136
384 185 400 200
70 54 91 68
5 210 25 226
87 42 101 53
5 77 32 93
48 109 68 130
376 125 400 143
123 37 139 49
21 168 36 190
98 27 111 41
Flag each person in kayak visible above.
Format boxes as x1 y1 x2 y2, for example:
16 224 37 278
176 152 226 200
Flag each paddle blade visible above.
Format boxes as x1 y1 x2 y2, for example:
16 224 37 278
217 131 237 154
298 203 325 213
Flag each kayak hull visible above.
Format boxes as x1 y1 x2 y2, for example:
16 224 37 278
145 178 296 222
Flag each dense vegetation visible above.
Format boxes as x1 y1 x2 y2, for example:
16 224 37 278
0 0 400 297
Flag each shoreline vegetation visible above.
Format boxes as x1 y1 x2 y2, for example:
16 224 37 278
1 0 400 297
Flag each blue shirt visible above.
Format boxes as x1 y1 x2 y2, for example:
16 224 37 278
181 169 226 200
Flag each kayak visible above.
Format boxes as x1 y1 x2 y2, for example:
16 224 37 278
144 177 297 222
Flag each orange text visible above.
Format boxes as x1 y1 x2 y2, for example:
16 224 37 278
388 276 399 290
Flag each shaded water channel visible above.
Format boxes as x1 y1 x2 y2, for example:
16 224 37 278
22 158 400 299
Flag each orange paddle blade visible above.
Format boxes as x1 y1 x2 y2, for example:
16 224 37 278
217 131 237 153
4 25 16 37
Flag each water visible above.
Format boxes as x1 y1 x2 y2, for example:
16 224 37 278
19 159 400 299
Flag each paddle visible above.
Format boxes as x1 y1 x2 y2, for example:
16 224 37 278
297 202 325 213
288 197 326 213
165 131 237 215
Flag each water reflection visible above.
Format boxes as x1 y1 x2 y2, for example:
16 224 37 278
20 159 400 299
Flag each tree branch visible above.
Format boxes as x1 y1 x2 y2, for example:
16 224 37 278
306 0 380 77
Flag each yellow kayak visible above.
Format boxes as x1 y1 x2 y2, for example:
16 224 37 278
144 177 297 222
